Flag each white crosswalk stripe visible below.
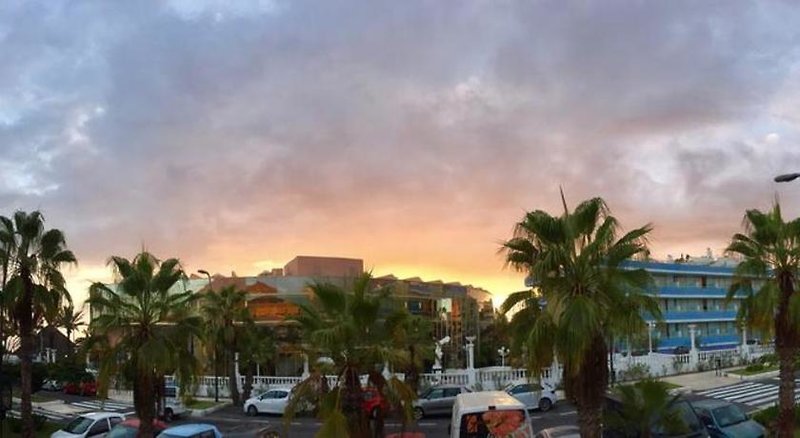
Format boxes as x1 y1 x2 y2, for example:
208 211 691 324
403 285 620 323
697 382 800 410
70 400 134 412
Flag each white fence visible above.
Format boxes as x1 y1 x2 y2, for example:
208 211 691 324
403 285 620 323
141 344 775 401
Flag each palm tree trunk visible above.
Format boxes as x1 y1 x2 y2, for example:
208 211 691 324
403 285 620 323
18 271 35 438
227 350 240 406
776 274 796 436
135 369 156 438
242 362 254 402
342 364 367 438
574 334 608 438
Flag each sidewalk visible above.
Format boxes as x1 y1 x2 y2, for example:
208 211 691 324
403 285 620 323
660 369 742 392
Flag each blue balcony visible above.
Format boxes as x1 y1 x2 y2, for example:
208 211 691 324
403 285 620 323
647 310 737 322
653 334 740 351
623 260 735 276
651 286 746 299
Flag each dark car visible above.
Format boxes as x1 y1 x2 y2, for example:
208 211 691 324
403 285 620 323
692 400 765 437
603 393 709 437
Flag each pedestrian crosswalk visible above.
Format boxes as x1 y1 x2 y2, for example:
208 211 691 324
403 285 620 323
69 399 134 413
696 381 800 410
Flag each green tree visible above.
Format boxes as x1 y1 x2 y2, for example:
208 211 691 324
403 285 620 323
726 203 800 436
200 285 251 406
55 303 85 342
500 196 660 437
604 379 687 438
86 252 202 438
288 273 415 438
0 211 76 438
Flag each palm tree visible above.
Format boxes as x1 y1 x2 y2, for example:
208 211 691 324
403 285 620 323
86 252 202 438
726 203 800 436
239 324 276 402
200 285 251 406
604 379 687 438
288 273 415 438
500 195 661 437
55 303 85 342
0 211 75 438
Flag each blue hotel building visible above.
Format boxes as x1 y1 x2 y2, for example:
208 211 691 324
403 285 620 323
624 258 752 352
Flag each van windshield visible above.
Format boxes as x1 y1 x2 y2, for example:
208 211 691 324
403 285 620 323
459 409 531 438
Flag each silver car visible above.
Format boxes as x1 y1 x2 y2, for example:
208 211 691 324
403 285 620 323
413 384 471 419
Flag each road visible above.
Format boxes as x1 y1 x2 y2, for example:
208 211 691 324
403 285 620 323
28 377 785 437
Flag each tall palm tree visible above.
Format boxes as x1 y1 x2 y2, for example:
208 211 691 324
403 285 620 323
0 211 75 438
726 203 800 436
55 303 85 342
288 273 414 438
500 196 661 437
86 252 202 438
200 285 251 406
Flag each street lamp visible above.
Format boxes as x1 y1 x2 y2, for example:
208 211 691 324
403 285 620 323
497 346 510 368
197 269 219 403
775 173 800 183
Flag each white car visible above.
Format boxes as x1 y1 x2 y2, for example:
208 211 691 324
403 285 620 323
161 385 187 421
41 379 63 391
244 387 292 415
51 412 125 438
504 381 557 412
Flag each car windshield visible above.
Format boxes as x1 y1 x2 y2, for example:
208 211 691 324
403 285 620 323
712 405 748 428
64 417 94 434
459 409 531 438
652 401 704 436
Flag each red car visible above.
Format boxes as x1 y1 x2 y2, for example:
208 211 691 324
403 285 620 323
63 381 97 396
362 387 390 418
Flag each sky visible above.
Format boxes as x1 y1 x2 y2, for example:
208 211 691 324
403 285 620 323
2 0 800 310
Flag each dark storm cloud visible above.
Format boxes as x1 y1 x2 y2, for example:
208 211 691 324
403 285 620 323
1 0 800 291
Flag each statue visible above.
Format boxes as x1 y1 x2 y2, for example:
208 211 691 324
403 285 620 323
433 336 450 372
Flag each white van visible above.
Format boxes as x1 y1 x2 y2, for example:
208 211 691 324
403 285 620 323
450 391 534 438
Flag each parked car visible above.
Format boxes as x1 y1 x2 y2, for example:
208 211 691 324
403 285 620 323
51 412 125 438
535 425 581 438
603 394 708 437
244 387 292 416
63 381 97 397
504 381 557 412
692 400 766 437
450 391 534 438
108 419 168 438
363 387 390 418
157 424 223 438
413 384 471 419
41 379 63 391
160 385 188 422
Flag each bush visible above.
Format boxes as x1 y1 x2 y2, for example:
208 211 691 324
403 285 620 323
619 363 650 382
745 363 765 373
751 404 800 432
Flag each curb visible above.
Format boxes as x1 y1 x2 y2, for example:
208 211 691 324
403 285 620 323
725 370 779 381
189 402 231 417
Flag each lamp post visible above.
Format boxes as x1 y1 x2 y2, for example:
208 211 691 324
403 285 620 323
647 321 656 353
775 173 800 183
198 269 218 403
497 346 510 368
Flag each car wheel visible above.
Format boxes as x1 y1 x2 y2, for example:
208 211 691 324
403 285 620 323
413 407 424 420
248 405 259 417
538 398 553 412
164 408 174 422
